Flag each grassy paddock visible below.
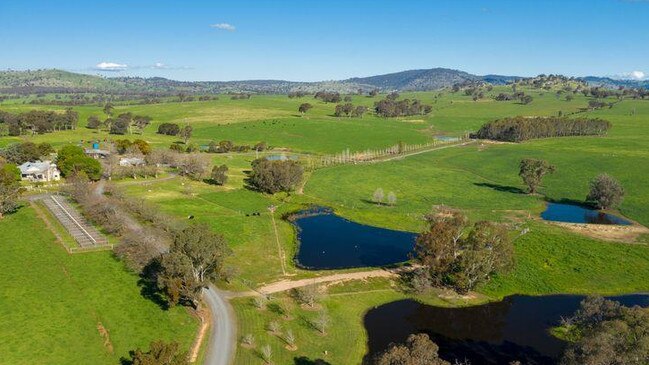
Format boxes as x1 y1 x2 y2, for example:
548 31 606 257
0 207 198 365
4 87 649 364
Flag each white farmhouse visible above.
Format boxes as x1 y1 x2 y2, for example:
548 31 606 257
18 161 61 182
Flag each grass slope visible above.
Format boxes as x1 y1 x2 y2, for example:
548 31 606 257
0 207 197 365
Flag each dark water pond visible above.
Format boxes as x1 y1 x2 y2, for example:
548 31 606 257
541 203 631 225
364 294 649 365
293 213 416 270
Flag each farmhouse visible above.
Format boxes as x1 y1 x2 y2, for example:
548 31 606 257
18 161 61 182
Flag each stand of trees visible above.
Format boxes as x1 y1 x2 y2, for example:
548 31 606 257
472 116 612 142
248 158 303 194
86 112 152 135
0 109 78 136
107 112 151 135
0 141 54 165
334 103 368 118
288 91 308 98
560 296 649 365
229 93 251 100
314 91 341 103
374 97 432 118
411 207 514 294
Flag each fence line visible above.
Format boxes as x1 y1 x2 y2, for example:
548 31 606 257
304 135 470 171
66 244 114 254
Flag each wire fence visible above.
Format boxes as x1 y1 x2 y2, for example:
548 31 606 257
303 135 470 171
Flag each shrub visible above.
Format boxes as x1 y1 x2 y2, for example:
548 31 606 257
157 122 180 136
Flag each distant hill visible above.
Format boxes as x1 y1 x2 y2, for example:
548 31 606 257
580 76 649 90
0 69 125 92
343 68 480 91
1 68 644 96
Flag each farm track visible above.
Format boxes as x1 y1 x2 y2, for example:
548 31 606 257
94 180 236 365
227 267 413 297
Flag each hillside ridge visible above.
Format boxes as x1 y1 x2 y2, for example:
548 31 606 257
0 68 646 95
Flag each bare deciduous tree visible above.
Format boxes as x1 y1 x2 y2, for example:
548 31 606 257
372 188 385 205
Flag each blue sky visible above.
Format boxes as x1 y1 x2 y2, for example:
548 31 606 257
1 0 648 81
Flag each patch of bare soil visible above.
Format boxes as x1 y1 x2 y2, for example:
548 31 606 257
188 307 210 363
257 269 397 295
96 322 114 354
550 221 649 244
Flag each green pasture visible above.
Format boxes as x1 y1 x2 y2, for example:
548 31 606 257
3 86 649 364
0 207 198 365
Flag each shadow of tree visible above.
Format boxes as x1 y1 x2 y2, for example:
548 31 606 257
360 198 382 206
544 196 593 208
137 260 169 311
473 182 526 194
294 356 332 365
3 203 25 218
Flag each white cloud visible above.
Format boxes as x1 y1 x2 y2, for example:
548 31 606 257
210 23 236 31
95 62 127 71
627 70 646 80
153 62 167 69
615 70 647 80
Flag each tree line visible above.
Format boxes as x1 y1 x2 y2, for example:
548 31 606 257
66 179 232 312
0 109 78 136
472 116 612 142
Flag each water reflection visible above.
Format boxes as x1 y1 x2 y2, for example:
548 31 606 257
541 203 631 225
293 213 416 270
364 294 649 364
